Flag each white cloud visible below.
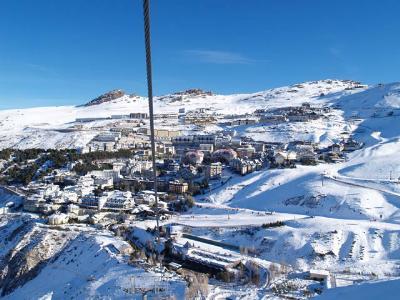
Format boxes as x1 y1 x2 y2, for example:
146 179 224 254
183 49 264 64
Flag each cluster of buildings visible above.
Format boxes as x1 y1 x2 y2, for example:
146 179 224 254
219 103 328 127
182 108 219 125
16 101 365 225
23 183 77 214
82 130 178 156
267 137 364 167
79 121 364 190
75 112 149 123
21 125 364 222
22 166 172 225
230 158 265 176
256 103 329 124
84 132 122 152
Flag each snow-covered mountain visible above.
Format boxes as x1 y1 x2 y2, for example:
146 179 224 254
0 79 364 149
2 79 400 298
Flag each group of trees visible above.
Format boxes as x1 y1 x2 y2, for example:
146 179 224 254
72 149 136 176
1 148 134 165
1 148 79 185
0 148 44 163
261 220 285 228
72 162 113 176
0 149 13 160
79 149 134 163
44 150 71 168
6 163 40 185
0 148 137 184
0 148 76 165
168 194 195 212
187 178 209 196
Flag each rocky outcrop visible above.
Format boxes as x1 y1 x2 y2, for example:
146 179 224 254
83 89 126 106
0 232 48 296
157 88 213 103
174 89 213 97
0 218 74 296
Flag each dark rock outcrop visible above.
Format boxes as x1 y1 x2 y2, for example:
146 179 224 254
174 89 213 97
83 89 126 106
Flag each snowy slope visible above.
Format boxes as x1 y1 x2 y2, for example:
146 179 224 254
200 81 400 219
0 79 362 149
2 79 400 297
316 278 400 300
0 214 185 299
188 80 400 285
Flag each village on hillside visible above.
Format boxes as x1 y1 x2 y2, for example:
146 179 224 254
0 89 369 298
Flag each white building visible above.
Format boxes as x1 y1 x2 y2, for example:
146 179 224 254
63 190 79 203
330 143 343 154
48 213 69 225
80 193 99 209
113 162 126 173
93 132 121 142
295 145 316 163
89 170 121 183
206 162 222 179
128 160 152 175
308 269 333 288
274 151 297 165
193 134 216 145
130 112 149 119
259 114 288 124
93 177 114 189
41 184 60 198
135 192 156 206
236 145 256 158
80 191 134 211
102 191 134 211
156 142 175 155
215 135 232 146
67 204 80 215
23 194 45 212
199 143 214 153
172 135 194 145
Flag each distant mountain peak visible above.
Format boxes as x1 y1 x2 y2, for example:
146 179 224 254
83 89 129 106
173 88 213 97
157 88 213 102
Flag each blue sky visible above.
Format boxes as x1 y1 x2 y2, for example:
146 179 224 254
0 0 399 109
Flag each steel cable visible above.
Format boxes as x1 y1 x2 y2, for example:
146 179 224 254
142 0 160 235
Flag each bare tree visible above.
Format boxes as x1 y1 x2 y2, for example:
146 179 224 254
182 269 209 299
